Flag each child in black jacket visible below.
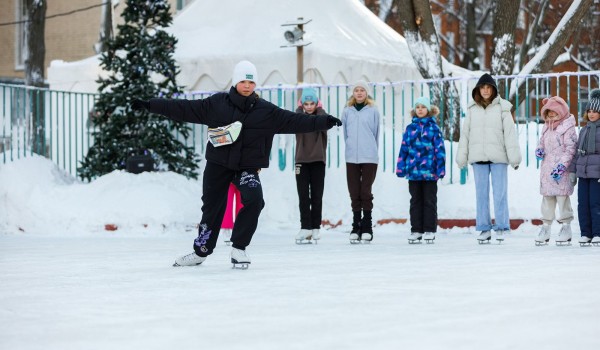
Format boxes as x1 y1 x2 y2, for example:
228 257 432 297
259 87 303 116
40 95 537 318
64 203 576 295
132 60 341 268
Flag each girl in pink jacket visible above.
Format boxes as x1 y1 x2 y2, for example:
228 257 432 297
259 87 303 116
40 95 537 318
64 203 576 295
534 96 578 245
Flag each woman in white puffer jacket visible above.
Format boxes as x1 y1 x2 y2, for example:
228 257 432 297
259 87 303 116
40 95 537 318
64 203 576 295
457 73 522 243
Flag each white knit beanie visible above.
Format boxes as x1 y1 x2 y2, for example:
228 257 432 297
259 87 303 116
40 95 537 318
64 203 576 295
352 80 370 97
232 60 258 88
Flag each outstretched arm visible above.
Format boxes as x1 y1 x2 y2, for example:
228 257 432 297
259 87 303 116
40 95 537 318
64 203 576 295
132 97 211 124
272 106 337 134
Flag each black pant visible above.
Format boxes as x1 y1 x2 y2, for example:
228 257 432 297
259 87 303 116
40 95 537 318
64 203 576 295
193 162 265 257
408 180 438 233
346 163 378 211
295 162 326 229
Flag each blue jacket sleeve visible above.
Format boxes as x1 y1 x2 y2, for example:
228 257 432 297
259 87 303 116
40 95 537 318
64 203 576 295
396 128 411 177
433 126 446 179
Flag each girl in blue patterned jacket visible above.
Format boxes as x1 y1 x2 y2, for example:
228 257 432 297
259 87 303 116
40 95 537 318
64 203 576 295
396 96 446 243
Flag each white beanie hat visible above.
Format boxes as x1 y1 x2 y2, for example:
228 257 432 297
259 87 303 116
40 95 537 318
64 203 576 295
232 60 258 88
352 80 370 97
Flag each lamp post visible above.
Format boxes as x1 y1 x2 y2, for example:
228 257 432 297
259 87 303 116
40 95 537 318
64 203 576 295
281 17 312 84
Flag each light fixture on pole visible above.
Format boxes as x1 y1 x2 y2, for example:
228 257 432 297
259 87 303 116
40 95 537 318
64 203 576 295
284 27 305 44
280 17 312 84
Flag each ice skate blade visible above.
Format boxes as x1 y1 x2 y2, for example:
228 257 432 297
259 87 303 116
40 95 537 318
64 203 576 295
535 240 549 246
295 239 313 245
592 242 600 246
231 259 250 269
579 242 591 247
424 238 435 244
350 239 361 244
408 239 422 244
232 263 249 269
173 262 202 267
555 240 571 246
478 239 491 244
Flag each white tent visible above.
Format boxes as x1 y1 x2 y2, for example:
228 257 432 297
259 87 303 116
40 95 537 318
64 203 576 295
48 0 423 92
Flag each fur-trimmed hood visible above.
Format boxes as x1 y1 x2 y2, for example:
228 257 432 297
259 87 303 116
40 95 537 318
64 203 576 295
410 105 440 117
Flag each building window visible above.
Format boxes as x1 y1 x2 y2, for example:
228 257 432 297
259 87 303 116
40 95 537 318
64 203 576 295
15 0 26 70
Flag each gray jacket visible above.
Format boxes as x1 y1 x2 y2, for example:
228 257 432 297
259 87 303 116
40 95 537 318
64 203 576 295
568 124 600 179
342 104 380 164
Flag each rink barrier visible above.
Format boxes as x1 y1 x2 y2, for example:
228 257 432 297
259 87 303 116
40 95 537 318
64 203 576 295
1 71 599 182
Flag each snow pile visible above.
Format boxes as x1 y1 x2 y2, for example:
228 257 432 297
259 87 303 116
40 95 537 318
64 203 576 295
0 140 572 236
0 155 202 234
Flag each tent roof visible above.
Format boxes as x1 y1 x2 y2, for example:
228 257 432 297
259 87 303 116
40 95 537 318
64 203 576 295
49 0 423 92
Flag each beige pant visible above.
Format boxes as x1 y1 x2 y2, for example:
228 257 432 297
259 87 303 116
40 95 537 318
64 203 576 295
541 195 573 225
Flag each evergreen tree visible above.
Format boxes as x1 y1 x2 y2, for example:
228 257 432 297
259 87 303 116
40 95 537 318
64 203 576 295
78 0 200 181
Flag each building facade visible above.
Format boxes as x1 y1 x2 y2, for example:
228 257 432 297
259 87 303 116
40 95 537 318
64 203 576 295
0 0 192 83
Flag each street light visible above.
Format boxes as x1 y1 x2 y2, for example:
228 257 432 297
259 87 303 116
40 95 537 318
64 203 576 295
281 17 312 84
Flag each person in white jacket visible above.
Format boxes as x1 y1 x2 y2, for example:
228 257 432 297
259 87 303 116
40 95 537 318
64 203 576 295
457 73 522 243
342 80 380 243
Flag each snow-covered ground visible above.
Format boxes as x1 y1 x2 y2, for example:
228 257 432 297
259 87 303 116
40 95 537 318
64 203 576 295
2 227 600 350
1 154 599 350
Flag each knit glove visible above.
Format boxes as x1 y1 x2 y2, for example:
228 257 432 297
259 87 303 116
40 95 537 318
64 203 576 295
550 163 567 181
326 115 342 129
569 173 577 186
535 148 545 160
131 99 150 111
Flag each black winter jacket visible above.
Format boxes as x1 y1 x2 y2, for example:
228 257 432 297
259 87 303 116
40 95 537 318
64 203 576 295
148 87 329 170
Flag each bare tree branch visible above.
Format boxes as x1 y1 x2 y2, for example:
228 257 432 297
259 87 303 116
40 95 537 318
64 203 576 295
509 0 594 103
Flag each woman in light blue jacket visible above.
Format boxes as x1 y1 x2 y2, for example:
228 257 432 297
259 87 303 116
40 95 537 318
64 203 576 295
342 80 380 243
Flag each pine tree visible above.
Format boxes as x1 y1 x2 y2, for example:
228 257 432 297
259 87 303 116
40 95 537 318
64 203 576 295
78 0 200 181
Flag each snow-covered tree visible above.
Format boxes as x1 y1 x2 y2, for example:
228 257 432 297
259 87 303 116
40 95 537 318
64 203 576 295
490 0 521 95
507 0 594 104
393 0 462 141
78 0 200 181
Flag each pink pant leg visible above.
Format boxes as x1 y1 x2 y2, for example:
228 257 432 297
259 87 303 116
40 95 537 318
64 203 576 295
221 184 237 229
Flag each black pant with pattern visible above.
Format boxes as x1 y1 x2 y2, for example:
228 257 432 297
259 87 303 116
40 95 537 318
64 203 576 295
193 162 265 257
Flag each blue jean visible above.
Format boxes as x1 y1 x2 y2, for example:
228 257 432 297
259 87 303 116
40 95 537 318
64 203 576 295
472 163 510 231
577 178 600 238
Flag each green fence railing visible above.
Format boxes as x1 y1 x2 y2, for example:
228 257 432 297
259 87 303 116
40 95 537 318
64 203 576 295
1 71 599 182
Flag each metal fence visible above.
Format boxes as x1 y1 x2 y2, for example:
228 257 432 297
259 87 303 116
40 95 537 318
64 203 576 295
2 71 599 183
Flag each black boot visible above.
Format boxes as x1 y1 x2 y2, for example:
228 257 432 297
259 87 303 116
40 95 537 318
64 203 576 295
351 211 362 234
361 210 373 241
